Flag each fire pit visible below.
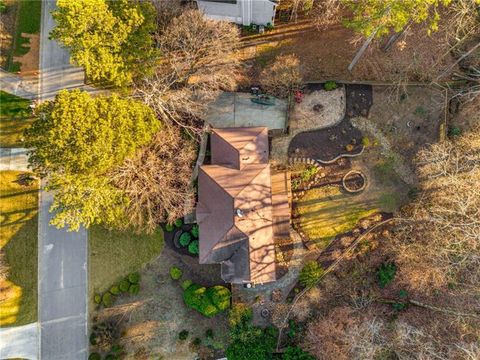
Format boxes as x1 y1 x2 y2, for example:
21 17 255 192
342 170 367 193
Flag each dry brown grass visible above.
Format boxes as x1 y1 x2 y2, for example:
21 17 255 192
260 53 303 99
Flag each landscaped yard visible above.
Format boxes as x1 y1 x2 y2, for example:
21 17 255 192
293 144 409 249
0 170 39 327
0 91 35 147
0 0 42 73
89 225 164 297
295 185 379 249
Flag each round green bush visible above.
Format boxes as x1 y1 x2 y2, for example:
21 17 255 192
183 284 231 317
299 261 324 289
170 266 183 280
94 294 101 304
88 353 101 360
102 292 114 307
119 279 130 292
324 80 337 91
128 272 140 284
188 240 199 255
206 329 214 338
207 285 231 311
192 337 201 346
104 355 117 360
361 137 371 147
129 284 140 295
109 285 120 295
165 223 174 232
179 330 189 340
181 279 193 290
89 333 97 345
174 218 183 228
179 232 192 247
191 224 199 238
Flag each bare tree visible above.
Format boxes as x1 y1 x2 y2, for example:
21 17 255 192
111 128 196 233
260 53 303 99
393 124 480 293
135 9 240 136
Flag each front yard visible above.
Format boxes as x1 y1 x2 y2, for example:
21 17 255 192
0 91 35 147
0 0 42 73
0 170 39 327
89 225 164 301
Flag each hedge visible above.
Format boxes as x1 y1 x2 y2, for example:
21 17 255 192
102 292 114 307
119 279 130 292
128 272 140 284
129 284 140 295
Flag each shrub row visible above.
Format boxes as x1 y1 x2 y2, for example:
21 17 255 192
178 225 199 255
94 272 141 307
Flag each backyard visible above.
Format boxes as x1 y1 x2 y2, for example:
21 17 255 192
0 170 39 327
0 91 35 147
0 0 42 73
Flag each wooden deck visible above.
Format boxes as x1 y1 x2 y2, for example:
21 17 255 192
271 169 292 240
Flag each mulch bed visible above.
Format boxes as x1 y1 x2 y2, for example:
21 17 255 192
288 117 363 161
163 224 197 258
345 84 373 118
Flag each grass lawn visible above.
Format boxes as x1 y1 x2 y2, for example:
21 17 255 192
0 170 39 327
89 226 164 296
5 0 42 72
0 91 35 147
295 185 379 249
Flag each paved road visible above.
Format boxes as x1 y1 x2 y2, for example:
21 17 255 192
38 1 89 359
38 184 88 360
39 0 94 101
0 323 39 359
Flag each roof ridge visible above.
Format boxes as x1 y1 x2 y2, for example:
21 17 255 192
213 127 266 151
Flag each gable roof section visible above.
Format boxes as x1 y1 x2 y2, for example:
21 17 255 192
212 127 268 169
197 127 276 284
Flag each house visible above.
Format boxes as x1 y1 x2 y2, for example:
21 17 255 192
196 127 290 285
196 0 277 26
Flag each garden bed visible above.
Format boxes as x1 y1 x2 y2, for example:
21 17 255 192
288 117 363 161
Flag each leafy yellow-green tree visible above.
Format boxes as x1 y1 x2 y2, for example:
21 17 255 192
26 89 160 230
342 0 453 37
51 0 158 87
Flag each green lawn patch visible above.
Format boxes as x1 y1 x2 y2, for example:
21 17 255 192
295 185 379 249
0 170 39 327
89 225 164 295
0 91 35 147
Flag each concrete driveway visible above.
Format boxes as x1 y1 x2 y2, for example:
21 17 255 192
0 323 39 359
205 92 288 130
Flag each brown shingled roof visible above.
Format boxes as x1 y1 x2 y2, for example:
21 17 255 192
196 127 276 284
